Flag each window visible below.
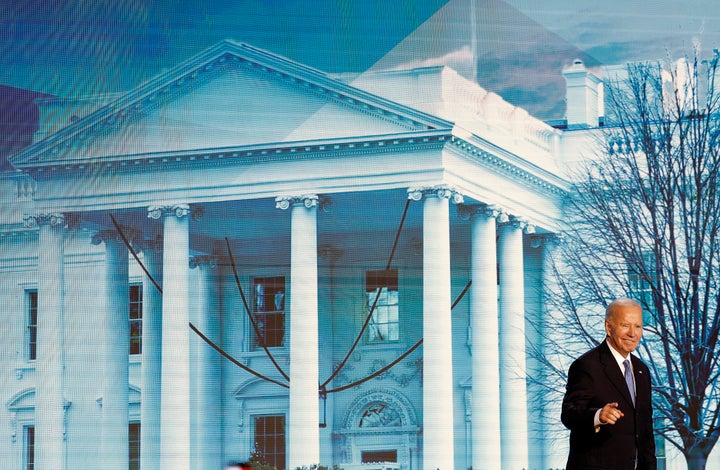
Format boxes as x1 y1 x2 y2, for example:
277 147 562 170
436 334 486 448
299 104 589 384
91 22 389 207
628 252 656 326
129 284 142 355
26 289 38 361
254 415 286 470
129 422 140 470
252 277 285 349
366 269 399 343
24 425 34 470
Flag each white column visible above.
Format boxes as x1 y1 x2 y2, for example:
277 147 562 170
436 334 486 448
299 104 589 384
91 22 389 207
93 230 130 470
276 194 319 469
498 217 529 470
190 255 221 470
25 213 66 469
525 233 548 470
468 205 504 468
140 238 163 470
149 204 191 469
409 186 462 470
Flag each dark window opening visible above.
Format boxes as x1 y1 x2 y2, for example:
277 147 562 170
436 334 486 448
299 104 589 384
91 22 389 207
25 425 34 470
26 290 38 361
254 415 286 470
361 450 397 463
129 284 143 355
129 422 140 470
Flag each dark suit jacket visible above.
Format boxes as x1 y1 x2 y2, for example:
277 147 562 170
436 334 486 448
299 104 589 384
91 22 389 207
561 340 657 470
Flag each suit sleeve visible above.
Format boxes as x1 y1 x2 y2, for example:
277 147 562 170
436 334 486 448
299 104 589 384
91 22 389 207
561 358 601 432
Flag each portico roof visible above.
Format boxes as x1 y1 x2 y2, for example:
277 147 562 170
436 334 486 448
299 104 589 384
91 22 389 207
10 40 453 175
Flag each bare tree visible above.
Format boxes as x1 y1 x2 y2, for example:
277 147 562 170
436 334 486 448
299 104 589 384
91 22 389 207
541 49 720 470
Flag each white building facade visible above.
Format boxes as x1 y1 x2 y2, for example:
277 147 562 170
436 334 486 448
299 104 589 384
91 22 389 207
1 40 606 470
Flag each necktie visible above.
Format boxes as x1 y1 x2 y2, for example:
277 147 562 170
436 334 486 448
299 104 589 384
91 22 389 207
624 358 635 406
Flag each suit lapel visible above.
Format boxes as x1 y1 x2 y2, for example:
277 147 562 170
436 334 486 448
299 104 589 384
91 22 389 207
599 341 635 407
631 355 647 407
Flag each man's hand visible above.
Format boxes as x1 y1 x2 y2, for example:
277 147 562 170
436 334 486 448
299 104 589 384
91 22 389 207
599 402 624 425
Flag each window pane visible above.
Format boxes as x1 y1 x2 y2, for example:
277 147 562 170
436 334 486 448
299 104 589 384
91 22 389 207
375 306 388 323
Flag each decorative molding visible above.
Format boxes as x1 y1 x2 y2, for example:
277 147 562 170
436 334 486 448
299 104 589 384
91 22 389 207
464 388 472 421
334 356 422 391
147 203 191 220
406 185 464 204
21 132 450 177
457 203 508 222
237 399 245 430
11 414 16 442
14 175 36 199
14 366 34 380
90 227 139 246
342 389 418 430
275 194 319 210
22 213 65 228
500 216 535 234
6 387 35 411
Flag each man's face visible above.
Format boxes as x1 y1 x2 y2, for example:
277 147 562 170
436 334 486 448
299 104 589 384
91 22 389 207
605 302 643 357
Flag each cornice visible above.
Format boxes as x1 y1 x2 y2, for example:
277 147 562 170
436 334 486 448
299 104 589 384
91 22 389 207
447 135 570 198
24 131 451 177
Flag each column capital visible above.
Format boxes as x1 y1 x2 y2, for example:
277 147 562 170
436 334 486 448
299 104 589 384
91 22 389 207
91 226 140 246
457 203 509 222
530 232 563 249
407 185 464 204
275 194 319 210
23 212 66 228
499 216 536 234
147 204 191 220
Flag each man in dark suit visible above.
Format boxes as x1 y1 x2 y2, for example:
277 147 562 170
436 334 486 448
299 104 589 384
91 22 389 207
561 298 657 469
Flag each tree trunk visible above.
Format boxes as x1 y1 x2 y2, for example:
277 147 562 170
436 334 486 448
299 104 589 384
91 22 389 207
685 447 709 470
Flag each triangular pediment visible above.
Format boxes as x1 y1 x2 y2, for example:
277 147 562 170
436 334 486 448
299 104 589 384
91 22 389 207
11 40 451 171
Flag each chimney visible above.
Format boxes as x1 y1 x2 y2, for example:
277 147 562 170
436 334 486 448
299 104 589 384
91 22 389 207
562 59 601 128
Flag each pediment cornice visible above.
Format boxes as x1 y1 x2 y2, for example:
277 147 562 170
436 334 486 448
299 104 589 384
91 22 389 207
25 130 451 178
11 40 452 171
